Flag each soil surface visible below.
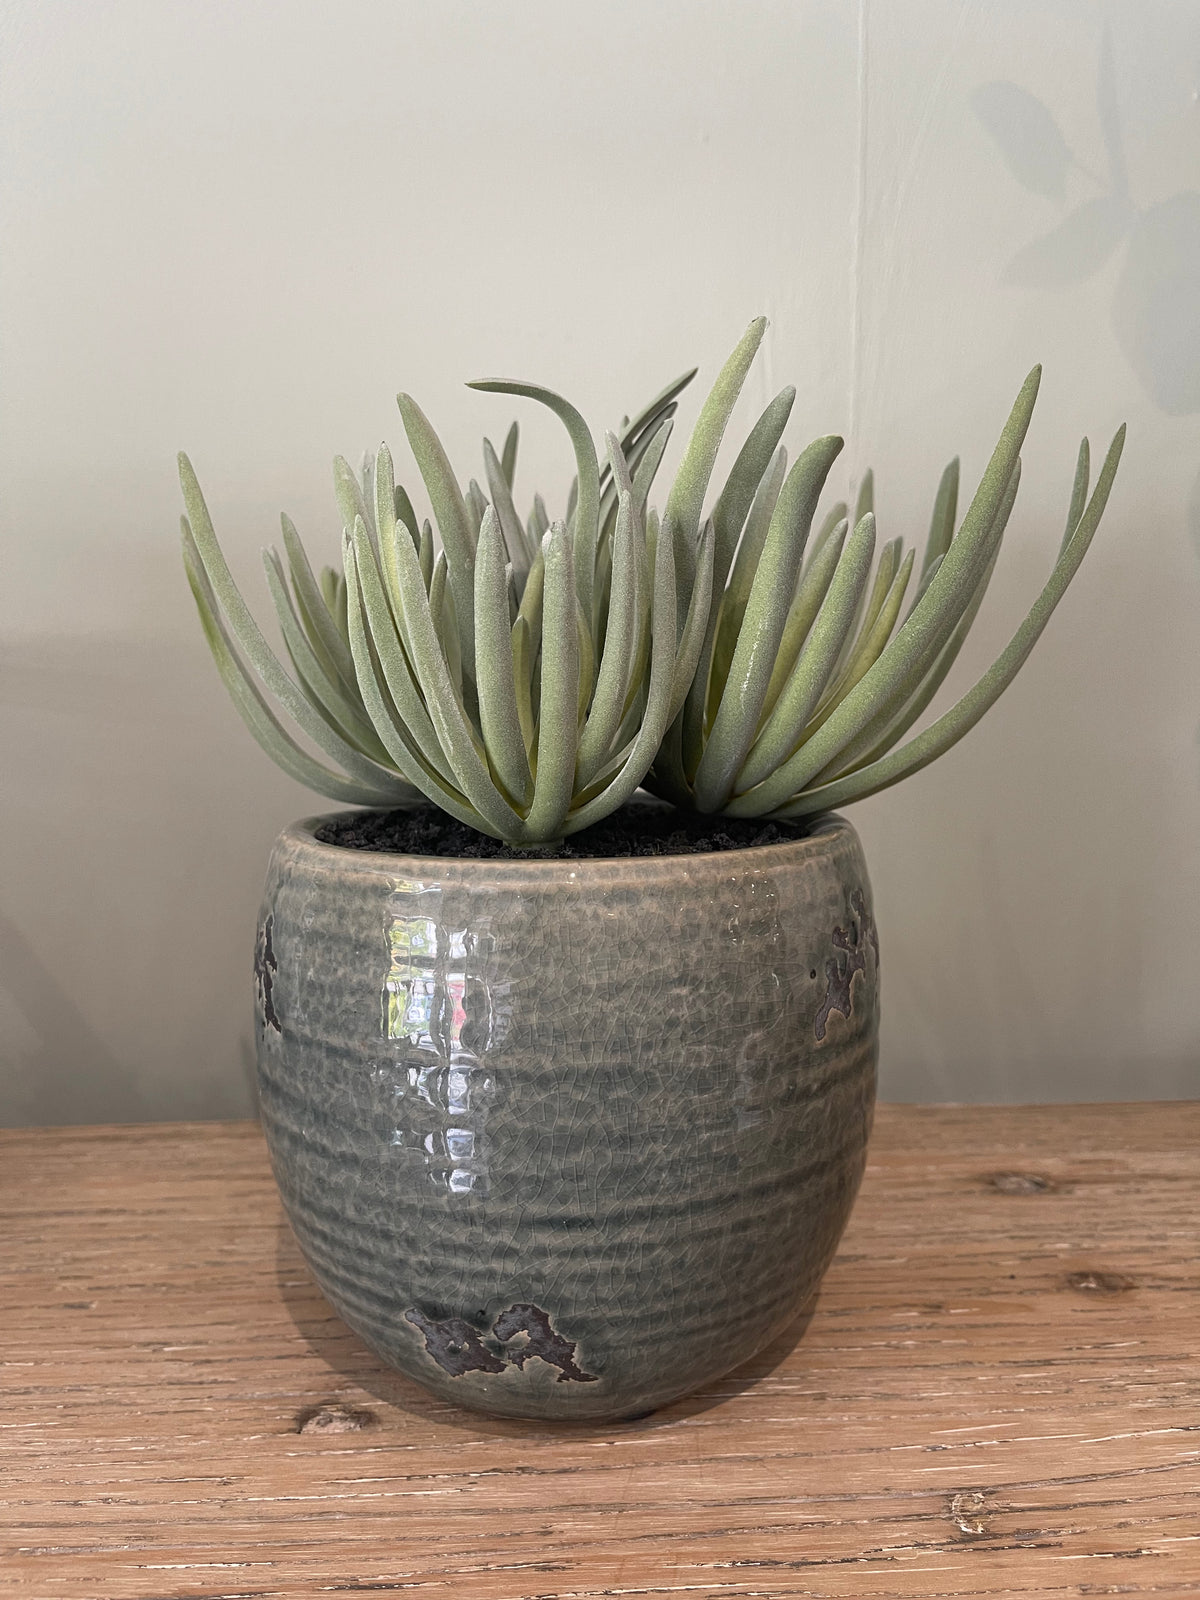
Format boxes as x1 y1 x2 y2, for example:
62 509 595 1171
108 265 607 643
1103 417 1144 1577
314 800 813 860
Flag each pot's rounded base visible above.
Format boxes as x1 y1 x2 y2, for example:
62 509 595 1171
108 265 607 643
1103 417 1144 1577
257 809 879 1421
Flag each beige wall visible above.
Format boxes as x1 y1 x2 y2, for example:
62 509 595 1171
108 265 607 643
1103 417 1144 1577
2 0 1198 1123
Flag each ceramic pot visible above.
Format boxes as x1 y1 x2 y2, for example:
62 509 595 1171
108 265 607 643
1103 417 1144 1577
255 806 879 1421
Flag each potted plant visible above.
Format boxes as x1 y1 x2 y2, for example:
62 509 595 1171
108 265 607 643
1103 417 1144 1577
179 319 1123 1420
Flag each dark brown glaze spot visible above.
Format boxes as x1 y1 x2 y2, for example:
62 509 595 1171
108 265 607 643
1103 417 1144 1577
254 913 281 1034
814 889 877 1042
406 1304 598 1383
491 1303 599 1384
404 1309 507 1376
986 1171 1057 1194
294 1400 378 1434
1066 1269 1137 1293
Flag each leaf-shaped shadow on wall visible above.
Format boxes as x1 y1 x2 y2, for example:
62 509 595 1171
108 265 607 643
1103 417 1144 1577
970 81 1074 201
1002 195 1133 288
975 51 1200 419
1112 194 1200 417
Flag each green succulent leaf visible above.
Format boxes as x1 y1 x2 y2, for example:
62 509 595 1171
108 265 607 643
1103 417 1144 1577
602 367 696 492
178 454 414 798
182 520 406 806
474 507 533 807
342 538 492 828
279 511 359 702
708 445 790 713
563 490 680 834
395 392 479 691
920 458 959 584
577 487 639 789
482 435 534 586
691 434 843 812
734 512 877 796
823 461 1023 780
468 378 601 629
525 522 580 843
500 421 519 489
334 455 374 546
341 524 461 790
758 515 848 725
262 546 390 762
1061 436 1090 556
356 513 522 837
394 482 421 552
662 317 768 577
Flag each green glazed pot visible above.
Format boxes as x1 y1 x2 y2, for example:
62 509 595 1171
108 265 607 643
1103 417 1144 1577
255 805 879 1421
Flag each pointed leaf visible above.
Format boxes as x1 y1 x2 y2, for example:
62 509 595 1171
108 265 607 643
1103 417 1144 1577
563 496 679 833
396 392 478 687
501 420 519 489
178 453 407 793
468 378 600 626
342 542 494 829
691 435 843 811
475 507 532 806
1061 437 1090 557
263 547 390 761
182 521 410 805
577 489 639 787
663 318 767 564
524 523 580 842
734 512 875 796
483 435 533 584
921 458 959 584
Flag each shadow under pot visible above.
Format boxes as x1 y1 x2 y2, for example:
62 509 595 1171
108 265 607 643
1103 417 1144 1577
254 806 879 1422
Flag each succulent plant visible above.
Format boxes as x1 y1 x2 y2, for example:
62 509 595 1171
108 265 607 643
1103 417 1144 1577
180 317 1124 845
179 321 774 844
648 364 1125 819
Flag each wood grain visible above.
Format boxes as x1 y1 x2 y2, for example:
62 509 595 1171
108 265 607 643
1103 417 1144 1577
1 1103 1197 1599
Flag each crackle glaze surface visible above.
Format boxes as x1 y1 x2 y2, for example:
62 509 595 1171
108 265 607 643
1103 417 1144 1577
255 809 879 1420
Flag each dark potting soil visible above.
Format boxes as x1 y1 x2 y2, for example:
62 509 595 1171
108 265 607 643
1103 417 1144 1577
314 800 814 860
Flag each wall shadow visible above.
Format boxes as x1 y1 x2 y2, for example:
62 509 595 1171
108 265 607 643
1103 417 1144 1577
0 631 301 1125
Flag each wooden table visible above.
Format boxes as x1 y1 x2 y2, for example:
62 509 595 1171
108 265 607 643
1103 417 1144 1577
2 1104 1197 1599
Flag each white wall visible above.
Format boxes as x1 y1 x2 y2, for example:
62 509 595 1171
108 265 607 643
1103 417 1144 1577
1 0 1197 1123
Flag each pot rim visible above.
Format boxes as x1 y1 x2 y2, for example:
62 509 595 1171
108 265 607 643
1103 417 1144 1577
278 802 856 887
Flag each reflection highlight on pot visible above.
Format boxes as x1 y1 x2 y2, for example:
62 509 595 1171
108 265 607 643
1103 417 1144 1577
380 885 505 1197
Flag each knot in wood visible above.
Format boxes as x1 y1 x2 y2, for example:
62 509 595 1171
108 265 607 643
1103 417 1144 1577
986 1170 1056 1194
1066 1268 1137 1294
295 1400 379 1434
949 1489 990 1537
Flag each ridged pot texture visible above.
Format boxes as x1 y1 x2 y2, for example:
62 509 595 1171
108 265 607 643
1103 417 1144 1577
255 808 879 1421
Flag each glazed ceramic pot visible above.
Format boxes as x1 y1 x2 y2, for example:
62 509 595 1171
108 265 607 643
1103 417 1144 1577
255 805 879 1421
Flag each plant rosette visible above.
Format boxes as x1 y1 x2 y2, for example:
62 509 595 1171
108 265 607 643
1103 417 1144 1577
183 320 1122 1419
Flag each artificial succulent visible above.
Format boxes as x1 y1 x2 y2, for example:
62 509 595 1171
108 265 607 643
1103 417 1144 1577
179 318 1123 845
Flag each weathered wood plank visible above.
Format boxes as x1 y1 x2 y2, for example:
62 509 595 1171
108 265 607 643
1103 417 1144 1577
1 1104 1197 1599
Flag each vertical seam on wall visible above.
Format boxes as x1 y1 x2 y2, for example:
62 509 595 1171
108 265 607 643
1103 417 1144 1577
850 0 868 471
